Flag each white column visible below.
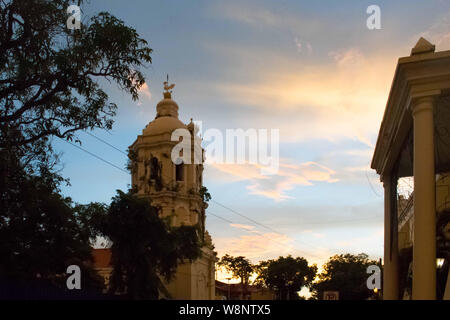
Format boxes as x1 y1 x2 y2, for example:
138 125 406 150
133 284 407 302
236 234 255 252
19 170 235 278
412 95 436 300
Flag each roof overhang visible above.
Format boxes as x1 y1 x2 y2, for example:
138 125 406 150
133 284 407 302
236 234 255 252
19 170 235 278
371 48 450 178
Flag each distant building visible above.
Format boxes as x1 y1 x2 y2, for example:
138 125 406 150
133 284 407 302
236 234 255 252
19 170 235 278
215 280 275 300
93 81 217 299
372 38 450 300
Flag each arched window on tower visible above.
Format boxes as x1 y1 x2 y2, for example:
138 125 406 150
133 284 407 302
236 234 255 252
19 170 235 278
149 156 162 191
176 162 184 182
150 157 161 181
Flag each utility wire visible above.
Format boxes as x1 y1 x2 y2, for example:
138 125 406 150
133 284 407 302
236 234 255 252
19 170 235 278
65 134 321 256
208 200 325 251
80 132 289 233
62 139 129 174
77 132 325 251
365 164 382 198
210 199 286 236
207 210 321 259
70 132 341 254
85 131 128 156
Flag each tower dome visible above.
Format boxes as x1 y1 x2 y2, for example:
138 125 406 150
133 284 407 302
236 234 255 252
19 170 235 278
142 89 187 136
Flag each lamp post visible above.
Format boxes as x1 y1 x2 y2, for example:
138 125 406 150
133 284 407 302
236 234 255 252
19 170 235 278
226 277 231 300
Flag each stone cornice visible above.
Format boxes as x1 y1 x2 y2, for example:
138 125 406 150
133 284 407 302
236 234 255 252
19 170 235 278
371 49 450 176
129 136 178 151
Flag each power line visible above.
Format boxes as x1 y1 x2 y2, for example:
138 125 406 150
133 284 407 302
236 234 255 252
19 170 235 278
209 200 325 251
207 210 321 259
210 199 285 236
70 134 382 229
81 132 324 251
63 132 382 262
83 132 286 233
365 165 382 198
85 131 128 156
207 210 292 250
72 132 327 254
62 139 129 174
207 211 234 224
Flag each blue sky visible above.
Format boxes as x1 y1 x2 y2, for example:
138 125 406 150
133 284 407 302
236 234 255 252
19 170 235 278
54 0 450 271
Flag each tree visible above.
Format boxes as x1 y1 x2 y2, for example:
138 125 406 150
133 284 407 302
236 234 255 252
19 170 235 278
0 154 105 295
0 0 152 295
95 190 202 299
255 256 317 300
218 255 254 285
0 0 152 167
312 253 380 300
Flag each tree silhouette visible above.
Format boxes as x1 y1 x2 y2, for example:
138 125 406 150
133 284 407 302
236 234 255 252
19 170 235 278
95 190 201 299
312 253 380 300
0 0 152 168
255 255 317 300
0 0 152 297
0 153 105 295
218 254 254 285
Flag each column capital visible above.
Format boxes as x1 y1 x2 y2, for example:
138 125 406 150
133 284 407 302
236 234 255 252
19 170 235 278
409 89 440 115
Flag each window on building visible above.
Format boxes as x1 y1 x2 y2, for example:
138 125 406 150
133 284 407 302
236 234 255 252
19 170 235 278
150 157 160 180
176 163 184 181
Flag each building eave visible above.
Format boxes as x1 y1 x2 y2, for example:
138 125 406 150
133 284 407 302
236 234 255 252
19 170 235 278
371 49 450 177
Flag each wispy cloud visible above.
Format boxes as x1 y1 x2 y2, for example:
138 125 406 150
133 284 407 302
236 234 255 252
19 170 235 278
328 47 364 68
209 159 337 201
135 82 152 107
214 232 294 263
229 223 257 231
205 41 394 147
294 37 313 55
212 1 320 34
138 82 151 100
416 10 450 49
302 230 326 239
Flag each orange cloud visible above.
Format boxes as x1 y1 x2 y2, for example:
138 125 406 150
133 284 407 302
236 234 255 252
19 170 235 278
214 232 294 263
416 11 450 49
328 47 364 68
211 1 326 37
230 223 257 231
203 40 396 147
209 159 337 201
138 82 151 100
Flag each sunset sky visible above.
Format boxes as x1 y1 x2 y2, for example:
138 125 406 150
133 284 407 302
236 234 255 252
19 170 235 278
54 0 450 281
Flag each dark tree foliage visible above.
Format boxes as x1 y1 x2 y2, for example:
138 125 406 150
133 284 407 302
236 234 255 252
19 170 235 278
0 152 105 294
199 186 211 203
255 255 317 300
95 190 202 300
218 254 254 285
312 253 380 300
0 0 152 165
0 0 152 297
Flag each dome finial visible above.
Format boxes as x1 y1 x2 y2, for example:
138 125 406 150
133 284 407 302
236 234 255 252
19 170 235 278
163 74 175 99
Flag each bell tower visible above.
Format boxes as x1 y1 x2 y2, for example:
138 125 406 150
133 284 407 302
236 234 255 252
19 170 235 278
128 79 216 299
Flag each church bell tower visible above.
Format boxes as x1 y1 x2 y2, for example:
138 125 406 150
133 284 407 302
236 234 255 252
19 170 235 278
128 79 216 299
